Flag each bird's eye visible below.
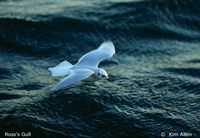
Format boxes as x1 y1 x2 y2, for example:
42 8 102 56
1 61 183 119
98 73 100 76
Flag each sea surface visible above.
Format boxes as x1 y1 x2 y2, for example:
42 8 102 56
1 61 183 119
0 0 200 137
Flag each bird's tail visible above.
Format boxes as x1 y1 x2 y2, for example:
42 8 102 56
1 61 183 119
48 60 73 77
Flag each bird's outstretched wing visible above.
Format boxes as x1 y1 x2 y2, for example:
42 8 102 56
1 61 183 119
75 41 115 67
52 69 94 91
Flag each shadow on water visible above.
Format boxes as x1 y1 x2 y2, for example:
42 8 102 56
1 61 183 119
15 83 45 91
0 68 12 79
162 67 200 78
0 36 58 58
0 93 22 101
0 66 25 80
187 59 200 64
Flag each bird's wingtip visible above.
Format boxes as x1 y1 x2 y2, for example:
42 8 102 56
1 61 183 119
51 86 58 91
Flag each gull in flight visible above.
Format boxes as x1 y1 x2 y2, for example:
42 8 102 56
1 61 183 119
48 41 115 91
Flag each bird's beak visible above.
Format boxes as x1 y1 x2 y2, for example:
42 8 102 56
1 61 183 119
107 77 111 81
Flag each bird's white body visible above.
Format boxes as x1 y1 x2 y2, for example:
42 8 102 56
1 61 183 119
73 66 99 80
48 41 115 91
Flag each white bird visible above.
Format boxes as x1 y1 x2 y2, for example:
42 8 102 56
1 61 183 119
48 41 115 91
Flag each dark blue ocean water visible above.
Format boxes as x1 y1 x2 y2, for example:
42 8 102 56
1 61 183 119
0 0 200 137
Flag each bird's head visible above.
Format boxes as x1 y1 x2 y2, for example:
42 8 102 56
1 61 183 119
97 68 109 80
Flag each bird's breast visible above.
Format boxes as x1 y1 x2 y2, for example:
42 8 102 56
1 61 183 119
85 74 99 82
